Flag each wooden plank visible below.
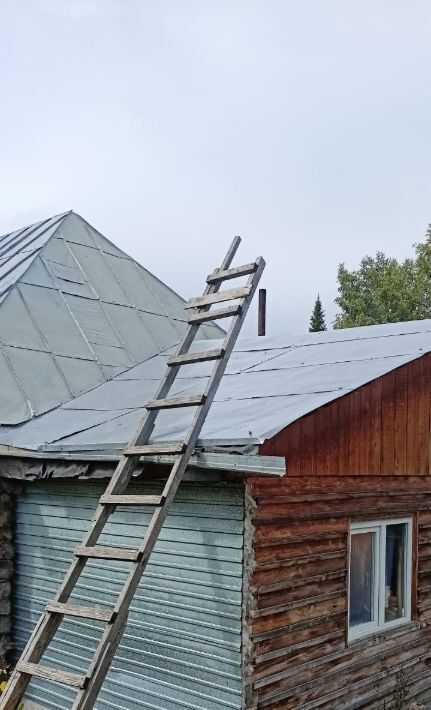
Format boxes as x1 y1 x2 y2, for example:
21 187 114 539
381 370 395 474
254 535 346 566
206 261 257 283
299 414 314 476
314 406 331 476
416 355 430 475
251 596 346 637
188 304 241 324
46 602 114 622
100 494 164 506
252 556 346 589
255 497 424 520
185 285 251 309
359 384 371 473
252 609 346 643
74 546 139 561
252 586 346 618
394 365 408 473
254 617 346 662
348 389 361 473
122 444 184 456
337 395 350 475
253 569 345 596
251 634 346 685
328 397 340 475
16 661 87 688
407 358 420 475
369 378 382 474
167 348 224 366
284 420 301 476
145 394 206 410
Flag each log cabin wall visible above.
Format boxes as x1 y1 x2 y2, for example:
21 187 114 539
245 355 431 709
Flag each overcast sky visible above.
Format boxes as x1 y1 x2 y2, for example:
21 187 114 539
0 0 430 336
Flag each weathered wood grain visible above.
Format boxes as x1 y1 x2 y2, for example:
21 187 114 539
246 462 431 709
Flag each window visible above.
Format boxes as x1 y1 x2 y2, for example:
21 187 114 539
348 519 412 640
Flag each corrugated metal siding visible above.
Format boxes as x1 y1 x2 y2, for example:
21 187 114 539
13 480 244 710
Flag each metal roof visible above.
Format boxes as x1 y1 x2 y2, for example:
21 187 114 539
0 211 222 425
0 212 69 302
2 318 431 457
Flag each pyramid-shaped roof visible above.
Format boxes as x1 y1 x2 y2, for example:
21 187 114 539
0 211 222 424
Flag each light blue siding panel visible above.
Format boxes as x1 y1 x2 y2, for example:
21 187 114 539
14 480 244 710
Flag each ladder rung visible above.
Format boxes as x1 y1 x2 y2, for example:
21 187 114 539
46 601 115 622
75 545 139 561
167 348 225 366
16 661 87 688
123 444 185 456
206 261 258 283
188 304 242 324
146 394 206 410
100 494 164 506
185 285 251 309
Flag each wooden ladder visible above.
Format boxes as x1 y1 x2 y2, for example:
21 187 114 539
1 237 265 710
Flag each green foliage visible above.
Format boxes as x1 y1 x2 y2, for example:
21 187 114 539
309 294 327 332
334 225 431 329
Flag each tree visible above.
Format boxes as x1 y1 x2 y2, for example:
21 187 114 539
334 225 431 329
309 294 327 332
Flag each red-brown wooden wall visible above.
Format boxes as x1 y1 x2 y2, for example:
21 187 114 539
259 354 431 477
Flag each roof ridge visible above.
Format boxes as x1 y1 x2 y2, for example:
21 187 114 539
0 212 70 303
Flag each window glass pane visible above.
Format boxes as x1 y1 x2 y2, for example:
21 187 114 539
385 523 407 622
349 532 376 627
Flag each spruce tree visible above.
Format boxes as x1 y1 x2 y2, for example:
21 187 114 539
309 294 327 332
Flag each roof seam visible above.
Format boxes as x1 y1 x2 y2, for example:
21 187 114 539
15 284 76 401
60 232 141 366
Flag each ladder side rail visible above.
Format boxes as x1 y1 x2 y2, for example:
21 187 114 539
0 237 242 710
71 257 265 709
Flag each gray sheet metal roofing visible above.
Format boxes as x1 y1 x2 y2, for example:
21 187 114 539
2 318 431 456
0 211 222 425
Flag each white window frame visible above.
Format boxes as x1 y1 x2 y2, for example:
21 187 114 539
348 518 412 641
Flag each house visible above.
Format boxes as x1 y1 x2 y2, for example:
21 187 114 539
1 214 431 709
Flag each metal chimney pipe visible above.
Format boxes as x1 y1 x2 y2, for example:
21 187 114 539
258 288 266 336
